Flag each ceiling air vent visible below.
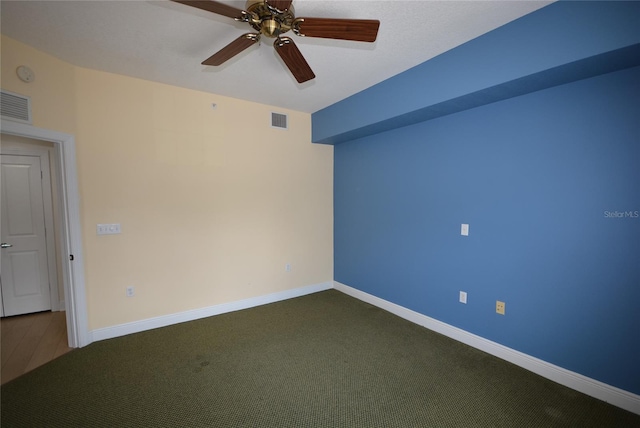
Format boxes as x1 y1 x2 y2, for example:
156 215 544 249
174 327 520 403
1 90 32 124
271 112 288 130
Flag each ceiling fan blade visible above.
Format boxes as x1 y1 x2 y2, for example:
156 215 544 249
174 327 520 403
294 17 380 42
266 0 292 12
274 37 315 83
202 33 260 66
172 0 247 20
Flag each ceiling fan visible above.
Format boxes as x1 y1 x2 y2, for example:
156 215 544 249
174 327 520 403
172 0 380 83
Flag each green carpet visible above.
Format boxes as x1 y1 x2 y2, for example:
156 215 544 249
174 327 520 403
2 290 638 427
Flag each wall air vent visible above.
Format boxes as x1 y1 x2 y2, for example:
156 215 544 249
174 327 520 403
271 112 288 130
1 90 32 124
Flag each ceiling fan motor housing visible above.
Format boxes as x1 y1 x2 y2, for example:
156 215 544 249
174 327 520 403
246 0 295 37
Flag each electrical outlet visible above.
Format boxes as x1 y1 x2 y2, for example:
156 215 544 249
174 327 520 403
459 291 467 304
285 263 291 272
496 300 505 315
126 286 135 297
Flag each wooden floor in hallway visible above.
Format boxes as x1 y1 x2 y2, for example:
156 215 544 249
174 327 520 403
1 310 73 385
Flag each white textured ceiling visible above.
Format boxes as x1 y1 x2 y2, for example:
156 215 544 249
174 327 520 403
1 1 552 113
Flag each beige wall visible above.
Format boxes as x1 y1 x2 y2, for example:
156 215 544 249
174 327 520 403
2 35 333 330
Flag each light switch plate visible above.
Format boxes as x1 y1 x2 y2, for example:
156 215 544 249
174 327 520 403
461 224 469 236
97 223 121 235
459 291 467 304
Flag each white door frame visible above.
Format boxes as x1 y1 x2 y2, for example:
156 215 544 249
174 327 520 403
1 148 60 313
1 120 89 348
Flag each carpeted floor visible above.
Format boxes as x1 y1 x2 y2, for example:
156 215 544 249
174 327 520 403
1 290 638 427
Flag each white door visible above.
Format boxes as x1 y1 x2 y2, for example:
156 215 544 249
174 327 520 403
1 154 52 316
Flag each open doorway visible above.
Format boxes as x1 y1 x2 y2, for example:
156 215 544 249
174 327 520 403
1 120 89 348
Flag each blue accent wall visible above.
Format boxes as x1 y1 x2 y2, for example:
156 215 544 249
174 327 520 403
320 2 640 396
334 66 640 394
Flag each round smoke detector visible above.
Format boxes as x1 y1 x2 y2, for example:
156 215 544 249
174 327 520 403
16 65 35 83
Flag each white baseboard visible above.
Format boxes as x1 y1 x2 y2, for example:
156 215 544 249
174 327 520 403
333 281 640 416
90 281 332 343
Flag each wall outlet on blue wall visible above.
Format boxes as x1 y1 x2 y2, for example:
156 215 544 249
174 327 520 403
496 301 505 315
459 291 467 304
